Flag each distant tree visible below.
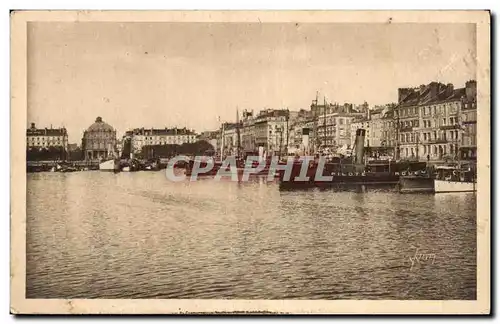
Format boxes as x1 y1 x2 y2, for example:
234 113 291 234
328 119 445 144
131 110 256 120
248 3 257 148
26 146 65 161
141 141 215 158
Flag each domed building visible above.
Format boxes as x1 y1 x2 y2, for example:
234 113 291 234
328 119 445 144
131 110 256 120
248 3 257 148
82 117 117 161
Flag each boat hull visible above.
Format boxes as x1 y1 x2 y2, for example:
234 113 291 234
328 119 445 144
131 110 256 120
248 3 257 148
99 159 119 172
434 179 476 193
399 176 434 193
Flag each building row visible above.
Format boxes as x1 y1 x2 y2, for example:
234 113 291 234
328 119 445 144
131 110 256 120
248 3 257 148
26 80 478 163
208 80 477 162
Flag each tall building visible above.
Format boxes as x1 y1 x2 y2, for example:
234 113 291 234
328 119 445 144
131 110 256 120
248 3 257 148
252 109 289 156
82 117 117 161
26 122 69 161
314 102 364 150
221 122 241 156
350 105 397 159
240 110 256 153
395 80 476 161
26 122 68 151
459 80 477 160
128 127 197 154
287 118 314 155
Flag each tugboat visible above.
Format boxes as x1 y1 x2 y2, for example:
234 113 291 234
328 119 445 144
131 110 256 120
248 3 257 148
278 129 428 190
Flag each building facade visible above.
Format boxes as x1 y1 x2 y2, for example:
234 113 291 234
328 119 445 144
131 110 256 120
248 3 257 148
459 80 477 160
26 122 69 151
82 117 117 161
395 80 476 161
251 109 289 156
314 103 364 150
221 123 240 156
287 118 314 155
128 127 197 154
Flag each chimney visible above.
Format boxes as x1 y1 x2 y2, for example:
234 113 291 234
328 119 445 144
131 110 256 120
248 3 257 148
419 84 426 95
429 82 440 99
465 80 477 102
446 83 454 97
30 122 35 129
398 88 412 103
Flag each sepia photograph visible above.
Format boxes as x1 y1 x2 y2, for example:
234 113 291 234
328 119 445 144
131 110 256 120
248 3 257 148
10 10 490 314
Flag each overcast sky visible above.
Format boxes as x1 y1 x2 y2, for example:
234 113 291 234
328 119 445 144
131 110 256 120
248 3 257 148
27 22 476 142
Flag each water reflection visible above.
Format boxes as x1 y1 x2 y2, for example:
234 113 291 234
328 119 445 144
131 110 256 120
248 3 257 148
27 172 476 299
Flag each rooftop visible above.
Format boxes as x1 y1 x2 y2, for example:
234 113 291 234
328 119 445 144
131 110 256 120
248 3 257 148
130 127 197 136
85 117 115 133
27 123 67 136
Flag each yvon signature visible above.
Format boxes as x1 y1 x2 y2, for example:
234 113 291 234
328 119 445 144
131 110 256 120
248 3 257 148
409 248 436 271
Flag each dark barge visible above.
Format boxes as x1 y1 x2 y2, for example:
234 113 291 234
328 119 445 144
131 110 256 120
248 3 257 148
278 129 428 190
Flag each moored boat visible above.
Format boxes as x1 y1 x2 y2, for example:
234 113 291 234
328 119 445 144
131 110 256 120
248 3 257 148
278 129 428 190
398 175 434 193
433 164 476 193
434 179 476 193
99 159 120 172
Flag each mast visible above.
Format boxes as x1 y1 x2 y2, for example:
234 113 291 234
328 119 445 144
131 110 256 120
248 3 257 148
395 104 400 161
236 107 241 157
323 96 327 150
312 91 319 153
220 117 224 159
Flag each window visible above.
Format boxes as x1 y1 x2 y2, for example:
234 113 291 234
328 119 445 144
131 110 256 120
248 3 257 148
442 118 446 126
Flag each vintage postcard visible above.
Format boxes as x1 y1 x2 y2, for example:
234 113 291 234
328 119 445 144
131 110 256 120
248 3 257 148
10 10 490 314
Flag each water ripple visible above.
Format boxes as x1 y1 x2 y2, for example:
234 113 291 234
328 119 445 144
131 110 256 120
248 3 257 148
26 171 476 299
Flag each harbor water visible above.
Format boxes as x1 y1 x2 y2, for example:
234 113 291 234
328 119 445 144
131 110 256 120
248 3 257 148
27 171 477 299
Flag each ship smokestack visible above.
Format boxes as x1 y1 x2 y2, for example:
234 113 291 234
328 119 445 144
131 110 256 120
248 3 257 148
302 127 310 155
354 128 366 165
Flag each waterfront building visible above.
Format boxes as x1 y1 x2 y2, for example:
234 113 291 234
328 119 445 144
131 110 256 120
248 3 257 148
381 104 397 149
314 102 364 150
26 122 69 161
252 109 289 156
459 80 477 160
395 80 476 161
240 110 256 153
350 105 396 159
350 116 370 148
82 117 117 161
128 127 197 154
221 122 240 156
287 118 314 155
26 122 69 151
